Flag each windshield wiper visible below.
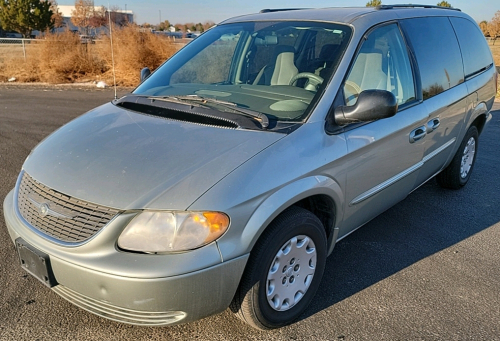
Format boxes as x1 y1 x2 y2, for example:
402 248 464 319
143 95 209 109
156 95 270 129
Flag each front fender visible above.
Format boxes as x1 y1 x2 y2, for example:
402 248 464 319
216 175 345 261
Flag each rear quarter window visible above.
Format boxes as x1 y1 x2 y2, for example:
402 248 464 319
401 17 464 100
449 17 494 79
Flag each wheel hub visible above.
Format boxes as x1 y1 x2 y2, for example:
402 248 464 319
266 235 317 312
460 137 476 179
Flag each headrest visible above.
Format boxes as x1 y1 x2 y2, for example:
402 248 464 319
272 45 295 58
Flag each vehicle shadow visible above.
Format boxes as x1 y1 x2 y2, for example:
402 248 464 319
299 104 500 322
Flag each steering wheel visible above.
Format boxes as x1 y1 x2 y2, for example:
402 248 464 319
344 80 362 106
289 72 324 91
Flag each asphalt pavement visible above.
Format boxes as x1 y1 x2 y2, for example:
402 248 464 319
0 84 499 340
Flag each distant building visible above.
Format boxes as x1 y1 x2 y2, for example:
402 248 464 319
56 5 134 33
1 6 133 37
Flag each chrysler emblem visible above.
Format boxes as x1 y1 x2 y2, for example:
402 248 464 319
27 193 76 220
39 203 50 217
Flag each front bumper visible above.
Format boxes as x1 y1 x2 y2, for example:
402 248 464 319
3 189 249 326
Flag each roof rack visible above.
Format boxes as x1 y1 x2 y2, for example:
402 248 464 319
260 8 308 13
377 4 461 11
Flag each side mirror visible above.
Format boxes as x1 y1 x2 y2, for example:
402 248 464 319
140 67 151 82
333 90 398 126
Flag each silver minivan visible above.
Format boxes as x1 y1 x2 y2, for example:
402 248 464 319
3 5 497 330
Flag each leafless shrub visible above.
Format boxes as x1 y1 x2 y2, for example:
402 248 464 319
0 26 177 86
99 25 177 86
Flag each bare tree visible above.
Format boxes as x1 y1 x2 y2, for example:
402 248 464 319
49 0 64 29
479 20 489 37
183 22 195 32
88 6 106 29
489 10 500 45
366 0 381 7
107 5 128 27
158 20 171 31
437 1 452 7
202 21 215 31
71 0 108 34
71 0 93 34
170 21 214 33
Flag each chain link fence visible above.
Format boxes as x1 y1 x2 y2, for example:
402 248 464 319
0 36 186 63
0 38 36 61
0 30 186 85
0 38 107 69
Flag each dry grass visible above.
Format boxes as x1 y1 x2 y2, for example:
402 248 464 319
38 32 107 83
99 26 178 86
488 42 500 97
489 41 500 65
0 27 177 86
1 34 499 95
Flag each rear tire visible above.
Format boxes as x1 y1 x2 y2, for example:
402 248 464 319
230 206 327 330
437 125 478 189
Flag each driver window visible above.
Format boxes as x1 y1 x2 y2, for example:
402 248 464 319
344 24 415 107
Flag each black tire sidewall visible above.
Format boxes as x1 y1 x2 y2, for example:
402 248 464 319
250 210 327 328
457 126 479 186
437 125 479 189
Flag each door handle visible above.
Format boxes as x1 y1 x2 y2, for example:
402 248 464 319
409 126 427 143
426 118 440 133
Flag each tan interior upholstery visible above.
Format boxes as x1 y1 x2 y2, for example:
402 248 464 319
270 47 299 85
348 52 387 91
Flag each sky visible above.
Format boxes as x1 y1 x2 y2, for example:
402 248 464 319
57 0 500 25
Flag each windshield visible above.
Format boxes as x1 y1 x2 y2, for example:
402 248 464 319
134 21 352 122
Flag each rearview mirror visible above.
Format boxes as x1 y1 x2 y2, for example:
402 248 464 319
333 90 398 126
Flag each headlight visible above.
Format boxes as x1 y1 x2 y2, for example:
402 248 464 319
118 211 230 253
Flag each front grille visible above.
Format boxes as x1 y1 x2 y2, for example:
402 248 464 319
53 285 187 326
17 172 120 244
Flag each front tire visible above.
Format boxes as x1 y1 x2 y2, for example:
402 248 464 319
230 206 327 330
437 125 478 189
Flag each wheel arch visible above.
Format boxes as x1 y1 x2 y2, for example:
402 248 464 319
292 194 338 254
470 112 487 135
219 175 344 261
467 101 490 136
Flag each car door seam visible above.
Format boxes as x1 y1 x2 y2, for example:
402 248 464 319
349 162 423 206
350 137 456 206
421 138 456 163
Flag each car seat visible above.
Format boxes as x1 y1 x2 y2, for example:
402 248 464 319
253 46 298 86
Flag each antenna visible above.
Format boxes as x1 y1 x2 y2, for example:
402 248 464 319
108 4 118 100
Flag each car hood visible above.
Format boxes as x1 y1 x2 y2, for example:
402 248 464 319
23 103 284 210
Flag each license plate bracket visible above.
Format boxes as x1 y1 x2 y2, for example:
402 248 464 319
16 238 57 288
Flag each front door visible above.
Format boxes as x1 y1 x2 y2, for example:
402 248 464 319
338 23 427 237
